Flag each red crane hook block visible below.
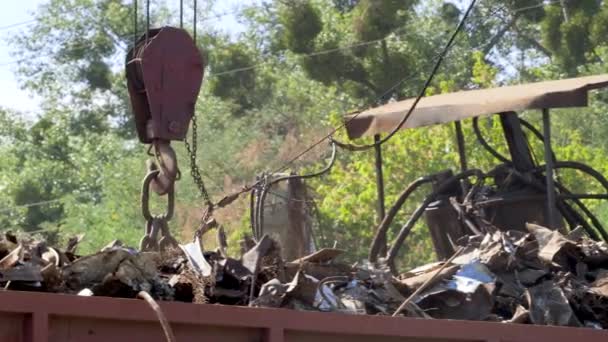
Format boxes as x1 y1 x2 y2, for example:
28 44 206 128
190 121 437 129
126 26 205 144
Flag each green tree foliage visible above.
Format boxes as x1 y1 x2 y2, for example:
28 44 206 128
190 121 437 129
541 1 608 73
3 0 608 268
279 1 323 53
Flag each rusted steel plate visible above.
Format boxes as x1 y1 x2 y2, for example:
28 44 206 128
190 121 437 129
0 291 606 342
344 74 608 139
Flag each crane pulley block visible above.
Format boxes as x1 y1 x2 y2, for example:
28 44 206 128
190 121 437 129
126 26 205 143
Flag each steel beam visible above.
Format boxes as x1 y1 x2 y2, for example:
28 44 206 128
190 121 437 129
543 108 556 228
373 134 387 255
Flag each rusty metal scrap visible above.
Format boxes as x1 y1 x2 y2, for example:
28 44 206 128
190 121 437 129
2 226 608 329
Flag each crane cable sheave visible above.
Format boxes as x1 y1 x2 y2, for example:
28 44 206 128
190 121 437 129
125 26 206 195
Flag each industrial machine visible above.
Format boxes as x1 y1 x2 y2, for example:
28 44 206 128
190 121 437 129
341 75 608 269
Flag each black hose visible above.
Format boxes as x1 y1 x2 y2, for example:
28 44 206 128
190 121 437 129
535 161 608 241
472 117 511 164
519 118 558 162
516 120 606 240
554 181 602 240
385 169 484 272
506 167 601 240
368 175 437 262
253 142 337 239
249 186 257 238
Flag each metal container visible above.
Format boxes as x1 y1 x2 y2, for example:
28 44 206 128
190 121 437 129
1 291 606 342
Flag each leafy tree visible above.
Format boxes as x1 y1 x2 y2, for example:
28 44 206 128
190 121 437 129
541 0 608 73
4 0 608 269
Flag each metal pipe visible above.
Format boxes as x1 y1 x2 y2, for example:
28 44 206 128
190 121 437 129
133 0 137 47
503 166 594 238
472 117 510 163
519 118 557 162
193 0 197 44
542 108 556 228
180 0 183 28
535 160 608 241
249 186 257 238
385 169 484 271
474 193 608 207
554 182 603 241
368 175 436 262
145 0 150 43
454 121 467 172
373 134 387 256
253 142 337 240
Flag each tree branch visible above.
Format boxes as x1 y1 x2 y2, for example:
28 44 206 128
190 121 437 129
482 13 520 56
513 24 552 58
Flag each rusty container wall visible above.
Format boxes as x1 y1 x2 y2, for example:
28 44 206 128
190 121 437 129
1 291 607 342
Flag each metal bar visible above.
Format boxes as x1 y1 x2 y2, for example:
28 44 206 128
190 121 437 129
454 121 467 172
133 0 137 47
543 108 556 228
475 193 608 208
373 134 387 256
145 0 150 43
180 0 183 28
500 112 535 172
369 175 436 262
193 0 197 44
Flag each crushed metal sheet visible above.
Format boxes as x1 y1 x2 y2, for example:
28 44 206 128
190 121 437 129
0 265 43 282
590 270 608 297
506 305 530 324
447 261 495 293
179 236 212 277
526 223 581 267
3 224 608 329
242 234 274 275
0 245 23 270
291 248 345 264
527 280 581 327
398 264 459 294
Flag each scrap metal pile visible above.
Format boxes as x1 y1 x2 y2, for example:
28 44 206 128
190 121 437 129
1 223 607 329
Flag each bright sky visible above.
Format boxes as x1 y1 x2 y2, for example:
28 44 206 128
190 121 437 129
0 0 43 114
0 0 255 116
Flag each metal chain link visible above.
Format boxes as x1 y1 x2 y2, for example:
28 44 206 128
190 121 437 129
184 115 212 206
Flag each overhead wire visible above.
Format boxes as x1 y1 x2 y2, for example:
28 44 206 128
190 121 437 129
0 6 252 67
0 192 97 214
230 0 559 206
0 1 546 70
0 198 65 214
269 0 550 169
328 0 478 152
271 0 479 172
205 0 485 209
202 0 550 182
1 1 551 213
201 0 550 204
0 19 36 31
